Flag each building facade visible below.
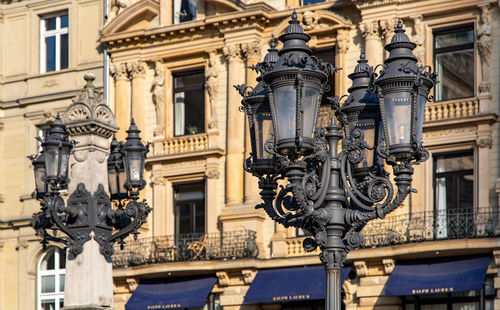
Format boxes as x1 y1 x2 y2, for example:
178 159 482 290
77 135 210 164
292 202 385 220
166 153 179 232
0 0 104 309
100 0 500 310
0 0 499 309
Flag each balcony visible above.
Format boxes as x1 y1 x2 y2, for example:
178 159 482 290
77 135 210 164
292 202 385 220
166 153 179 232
112 230 258 268
285 207 498 256
424 97 479 122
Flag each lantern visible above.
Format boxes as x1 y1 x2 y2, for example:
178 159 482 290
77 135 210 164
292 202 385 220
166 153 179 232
243 38 279 174
263 11 329 155
340 53 382 177
41 115 73 189
107 136 128 200
122 119 148 192
374 20 436 160
31 151 48 199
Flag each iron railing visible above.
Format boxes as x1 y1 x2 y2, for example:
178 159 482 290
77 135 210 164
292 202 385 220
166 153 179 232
112 230 258 267
361 207 499 248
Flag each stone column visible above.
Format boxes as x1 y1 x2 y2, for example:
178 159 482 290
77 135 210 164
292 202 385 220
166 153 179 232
335 29 350 96
62 73 118 310
476 126 492 210
242 40 261 205
360 21 382 67
223 44 245 206
110 62 130 140
128 61 147 139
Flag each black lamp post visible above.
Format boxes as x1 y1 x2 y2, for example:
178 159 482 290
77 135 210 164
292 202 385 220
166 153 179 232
30 116 151 259
238 14 437 310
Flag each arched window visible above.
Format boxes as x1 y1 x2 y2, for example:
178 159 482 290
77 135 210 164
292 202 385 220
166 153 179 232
38 248 66 310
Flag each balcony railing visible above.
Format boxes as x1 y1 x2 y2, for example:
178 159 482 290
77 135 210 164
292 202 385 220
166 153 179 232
285 208 498 256
361 207 498 247
424 97 479 122
112 230 258 268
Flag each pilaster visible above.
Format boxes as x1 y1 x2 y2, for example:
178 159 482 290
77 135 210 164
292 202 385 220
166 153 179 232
223 43 245 207
110 62 131 140
335 28 350 96
128 61 148 139
379 18 396 60
360 20 382 67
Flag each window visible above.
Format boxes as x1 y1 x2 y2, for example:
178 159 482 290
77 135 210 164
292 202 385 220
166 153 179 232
37 124 51 153
174 182 205 235
38 248 66 310
174 0 196 23
173 69 205 136
40 13 68 73
403 277 495 310
433 25 474 101
434 151 474 239
302 0 325 5
312 48 335 106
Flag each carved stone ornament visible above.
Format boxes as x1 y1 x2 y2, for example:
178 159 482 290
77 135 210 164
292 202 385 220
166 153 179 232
243 40 261 61
223 44 242 62
477 135 493 148
216 271 230 286
63 73 118 138
152 61 166 136
354 261 368 277
107 0 140 21
411 16 425 63
478 4 492 88
360 21 379 40
242 269 257 284
302 11 319 31
206 51 219 129
493 250 500 267
382 258 395 274
110 62 128 81
127 61 147 79
126 278 138 292
336 29 350 54
206 169 220 179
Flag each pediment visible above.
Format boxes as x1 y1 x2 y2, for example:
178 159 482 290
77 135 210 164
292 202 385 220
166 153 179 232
272 9 353 37
102 0 159 36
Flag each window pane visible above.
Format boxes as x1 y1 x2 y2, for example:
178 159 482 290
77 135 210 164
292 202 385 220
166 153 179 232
195 201 205 234
60 34 68 70
59 274 65 292
174 92 185 136
173 71 205 136
41 275 56 293
45 17 56 31
59 249 66 269
302 0 325 5
435 49 474 100
174 183 205 235
41 251 55 270
452 302 478 310
45 36 56 72
60 15 68 28
435 29 474 49
435 154 473 173
179 0 196 22
41 299 56 310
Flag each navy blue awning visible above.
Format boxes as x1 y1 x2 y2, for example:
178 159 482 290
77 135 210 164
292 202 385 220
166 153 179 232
244 266 351 304
125 276 217 310
385 255 491 296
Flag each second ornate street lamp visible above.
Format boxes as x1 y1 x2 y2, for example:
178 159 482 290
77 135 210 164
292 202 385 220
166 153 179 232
30 75 152 259
238 13 437 310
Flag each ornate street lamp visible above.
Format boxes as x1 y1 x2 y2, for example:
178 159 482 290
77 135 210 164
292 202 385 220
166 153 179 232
238 14 437 310
30 75 152 259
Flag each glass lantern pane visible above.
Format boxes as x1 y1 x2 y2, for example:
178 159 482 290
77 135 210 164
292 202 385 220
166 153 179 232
302 87 320 138
355 121 375 168
128 156 142 181
383 92 412 146
35 166 47 194
273 85 296 140
59 150 70 179
41 275 56 293
416 94 427 143
108 171 118 196
254 109 273 160
45 149 59 180
119 171 127 194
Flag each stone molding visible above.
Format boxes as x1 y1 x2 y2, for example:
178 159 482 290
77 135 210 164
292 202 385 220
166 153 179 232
63 73 118 138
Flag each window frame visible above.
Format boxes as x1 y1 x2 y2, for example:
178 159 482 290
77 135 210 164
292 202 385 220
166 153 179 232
37 247 66 310
301 0 326 6
173 0 197 24
173 181 206 236
172 68 205 137
40 11 69 73
432 23 475 102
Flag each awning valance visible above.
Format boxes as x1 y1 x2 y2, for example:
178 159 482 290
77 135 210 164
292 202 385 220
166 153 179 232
125 276 217 310
385 255 491 296
243 266 351 304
